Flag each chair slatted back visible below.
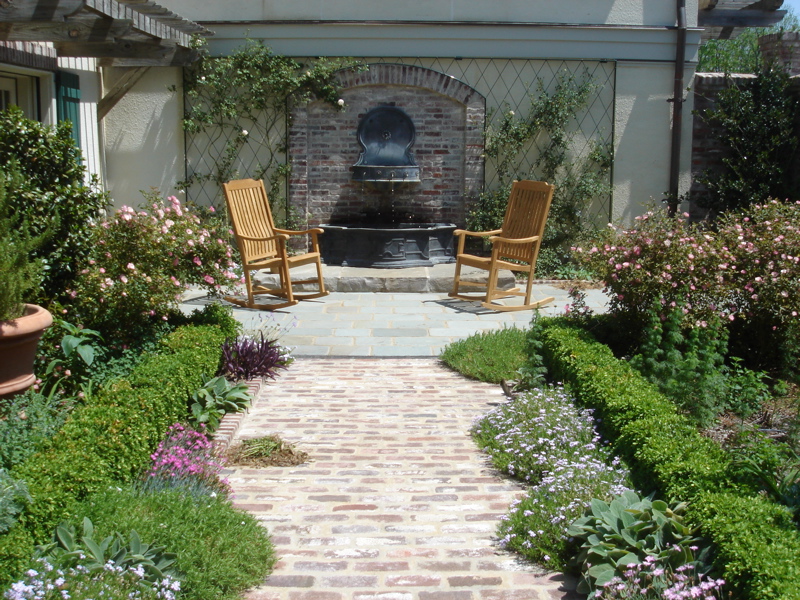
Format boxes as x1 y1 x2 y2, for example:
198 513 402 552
496 180 554 263
222 179 279 265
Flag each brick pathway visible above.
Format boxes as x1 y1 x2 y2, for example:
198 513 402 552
225 358 580 600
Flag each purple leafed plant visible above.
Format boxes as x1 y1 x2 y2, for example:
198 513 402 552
218 333 290 382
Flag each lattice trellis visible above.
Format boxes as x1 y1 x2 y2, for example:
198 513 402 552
184 57 615 224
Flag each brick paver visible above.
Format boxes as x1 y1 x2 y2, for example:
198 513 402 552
225 358 580 600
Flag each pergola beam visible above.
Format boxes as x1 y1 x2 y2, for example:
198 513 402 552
0 14 131 42
0 0 85 22
699 8 787 28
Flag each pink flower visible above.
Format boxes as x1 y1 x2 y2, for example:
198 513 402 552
204 275 215 285
127 263 136 270
120 275 128 283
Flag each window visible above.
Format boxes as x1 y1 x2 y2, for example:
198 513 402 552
0 70 38 118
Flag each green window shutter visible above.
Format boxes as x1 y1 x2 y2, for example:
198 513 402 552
56 71 81 148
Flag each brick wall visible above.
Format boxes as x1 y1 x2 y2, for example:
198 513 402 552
690 73 800 219
289 64 485 228
689 34 800 219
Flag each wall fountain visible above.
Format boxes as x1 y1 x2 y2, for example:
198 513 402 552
319 105 456 268
287 63 486 268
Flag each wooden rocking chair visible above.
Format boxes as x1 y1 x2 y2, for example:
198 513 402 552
449 180 555 312
222 178 328 310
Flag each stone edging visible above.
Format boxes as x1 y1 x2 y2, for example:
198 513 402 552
213 377 265 454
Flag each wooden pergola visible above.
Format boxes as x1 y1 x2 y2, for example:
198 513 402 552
0 0 210 66
0 0 211 117
699 0 787 39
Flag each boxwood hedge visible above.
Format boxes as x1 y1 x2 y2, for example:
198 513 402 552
0 321 230 588
540 319 800 600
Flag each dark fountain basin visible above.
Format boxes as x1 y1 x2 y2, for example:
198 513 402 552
319 223 457 268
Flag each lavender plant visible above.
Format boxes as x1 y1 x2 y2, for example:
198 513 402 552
139 423 229 499
218 332 290 382
472 385 631 568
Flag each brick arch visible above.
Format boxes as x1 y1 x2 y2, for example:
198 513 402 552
335 63 482 107
289 64 486 229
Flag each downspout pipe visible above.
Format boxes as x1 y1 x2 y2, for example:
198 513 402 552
668 0 688 216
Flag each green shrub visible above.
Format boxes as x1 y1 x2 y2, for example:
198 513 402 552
0 389 74 472
0 106 109 303
73 487 275 600
695 66 799 214
539 321 730 499
1 323 228 588
630 303 729 427
688 492 800 600
0 470 30 535
439 326 527 383
0 160 49 321
540 321 800 598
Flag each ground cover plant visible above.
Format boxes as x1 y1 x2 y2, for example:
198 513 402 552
471 384 631 570
439 326 527 383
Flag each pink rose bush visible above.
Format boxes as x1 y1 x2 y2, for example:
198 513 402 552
64 194 241 341
574 200 800 374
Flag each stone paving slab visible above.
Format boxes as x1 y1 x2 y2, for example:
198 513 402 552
225 358 580 600
181 287 608 357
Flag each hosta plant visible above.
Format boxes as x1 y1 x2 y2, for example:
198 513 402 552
219 332 290 381
567 490 708 595
189 375 252 430
34 517 179 587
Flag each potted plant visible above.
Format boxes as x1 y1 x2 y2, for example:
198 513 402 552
0 162 52 398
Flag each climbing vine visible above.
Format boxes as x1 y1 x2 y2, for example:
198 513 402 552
180 38 360 225
467 71 613 277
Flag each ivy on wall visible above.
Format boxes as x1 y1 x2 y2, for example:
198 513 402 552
468 71 613 277
180 38 359 226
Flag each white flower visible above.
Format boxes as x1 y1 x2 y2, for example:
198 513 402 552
337 99 345 107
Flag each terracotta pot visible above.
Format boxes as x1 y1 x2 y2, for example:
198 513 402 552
0 304 53 399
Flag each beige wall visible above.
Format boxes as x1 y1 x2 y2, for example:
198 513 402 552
612 61 695 223
101 67 186 208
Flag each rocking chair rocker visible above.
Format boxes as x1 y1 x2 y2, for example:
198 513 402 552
222 178 328 310
449 180 555 312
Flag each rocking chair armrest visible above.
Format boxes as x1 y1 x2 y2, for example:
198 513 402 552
274 227 324 236
488 234 540 245
453 228 503 238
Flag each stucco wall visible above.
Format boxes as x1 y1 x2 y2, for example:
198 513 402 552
612 61 695 223
101 67 185 208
